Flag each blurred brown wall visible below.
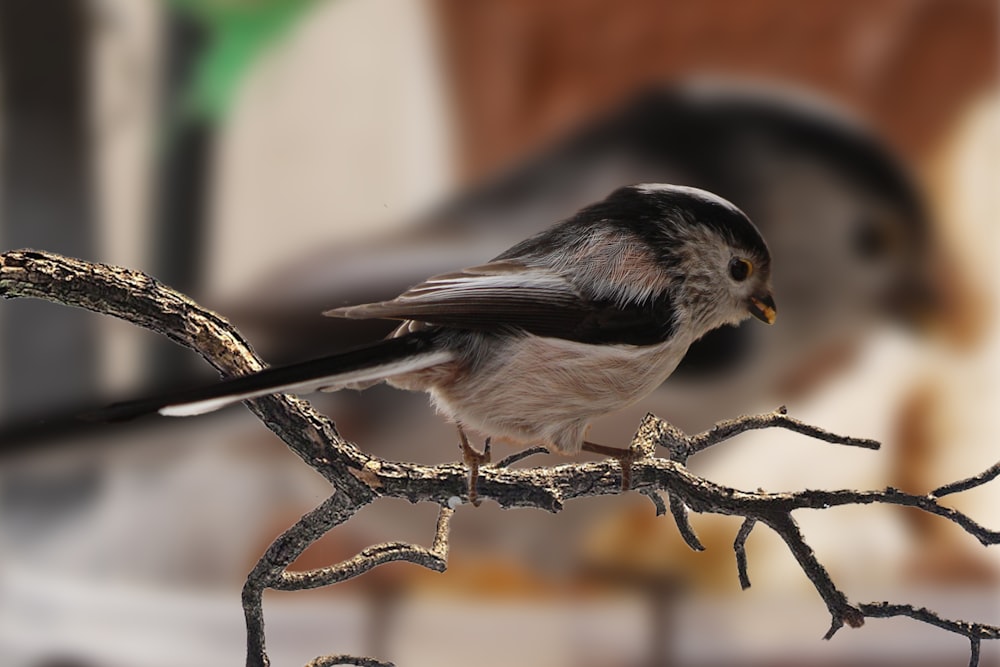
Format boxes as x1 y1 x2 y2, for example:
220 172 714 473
433 0 997 179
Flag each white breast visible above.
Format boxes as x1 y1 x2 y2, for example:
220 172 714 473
421 335 690 454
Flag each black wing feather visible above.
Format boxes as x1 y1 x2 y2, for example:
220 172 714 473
327 262 677 345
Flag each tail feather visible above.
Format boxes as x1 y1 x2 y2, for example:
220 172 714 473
90 332 450 421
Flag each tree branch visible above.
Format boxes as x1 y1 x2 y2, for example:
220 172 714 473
3 248 998 667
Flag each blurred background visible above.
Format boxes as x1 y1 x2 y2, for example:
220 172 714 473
0 0 997 665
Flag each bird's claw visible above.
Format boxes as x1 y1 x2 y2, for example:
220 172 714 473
582 441 640 491
615 448 640 491
458 427 490 506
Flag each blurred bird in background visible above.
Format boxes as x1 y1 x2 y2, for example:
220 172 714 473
229 79 935 443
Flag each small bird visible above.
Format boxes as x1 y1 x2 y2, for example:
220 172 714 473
114 184 775 492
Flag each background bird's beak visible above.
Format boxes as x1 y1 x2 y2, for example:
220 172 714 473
748 293 777 325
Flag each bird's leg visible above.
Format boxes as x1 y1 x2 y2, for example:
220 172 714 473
457 425 490 506
582 441 639 491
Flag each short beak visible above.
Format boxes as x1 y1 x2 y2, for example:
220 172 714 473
748 292 777 325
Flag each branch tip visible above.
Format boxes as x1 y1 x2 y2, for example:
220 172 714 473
931 461 1000 499
669 495 705 551
822 607 863 640
640 489 668 516
823 618 843 641
734 518 757 590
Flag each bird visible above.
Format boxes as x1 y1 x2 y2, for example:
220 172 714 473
104 183 775 498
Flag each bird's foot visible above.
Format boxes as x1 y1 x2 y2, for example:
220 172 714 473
582 441 640 491
458 426 491 506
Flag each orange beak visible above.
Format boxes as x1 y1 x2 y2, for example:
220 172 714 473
749 293 777 325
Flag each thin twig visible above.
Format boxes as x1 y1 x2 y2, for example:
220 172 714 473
734 518 756 590
680 406 881 458
495 446 550 468
668 495 705 551
857 602 1000 640
305 657 394 667
860 602 1000 667
272 540 448 592
639 489 668 516
932 461 1000 498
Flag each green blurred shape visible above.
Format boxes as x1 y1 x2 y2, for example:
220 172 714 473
169 0 321 121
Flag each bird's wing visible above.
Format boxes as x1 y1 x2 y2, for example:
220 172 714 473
325 260 676 345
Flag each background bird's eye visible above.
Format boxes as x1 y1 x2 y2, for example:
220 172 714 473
852 214 893 261
729 257 753 281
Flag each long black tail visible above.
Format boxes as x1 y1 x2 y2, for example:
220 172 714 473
87 331 451 422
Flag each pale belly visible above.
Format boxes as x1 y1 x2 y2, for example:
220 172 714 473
422 335 688 454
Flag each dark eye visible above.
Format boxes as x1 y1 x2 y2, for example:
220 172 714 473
729 257 753 282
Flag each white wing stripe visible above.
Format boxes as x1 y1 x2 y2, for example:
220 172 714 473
400 273 574 301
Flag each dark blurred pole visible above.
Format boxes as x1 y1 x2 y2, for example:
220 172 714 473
0 0 98 420
0 1 103 530
148 9 214 386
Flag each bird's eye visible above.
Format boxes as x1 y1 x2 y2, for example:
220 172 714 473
729 257 753 282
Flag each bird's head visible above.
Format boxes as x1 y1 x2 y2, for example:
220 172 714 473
613 184 776 337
